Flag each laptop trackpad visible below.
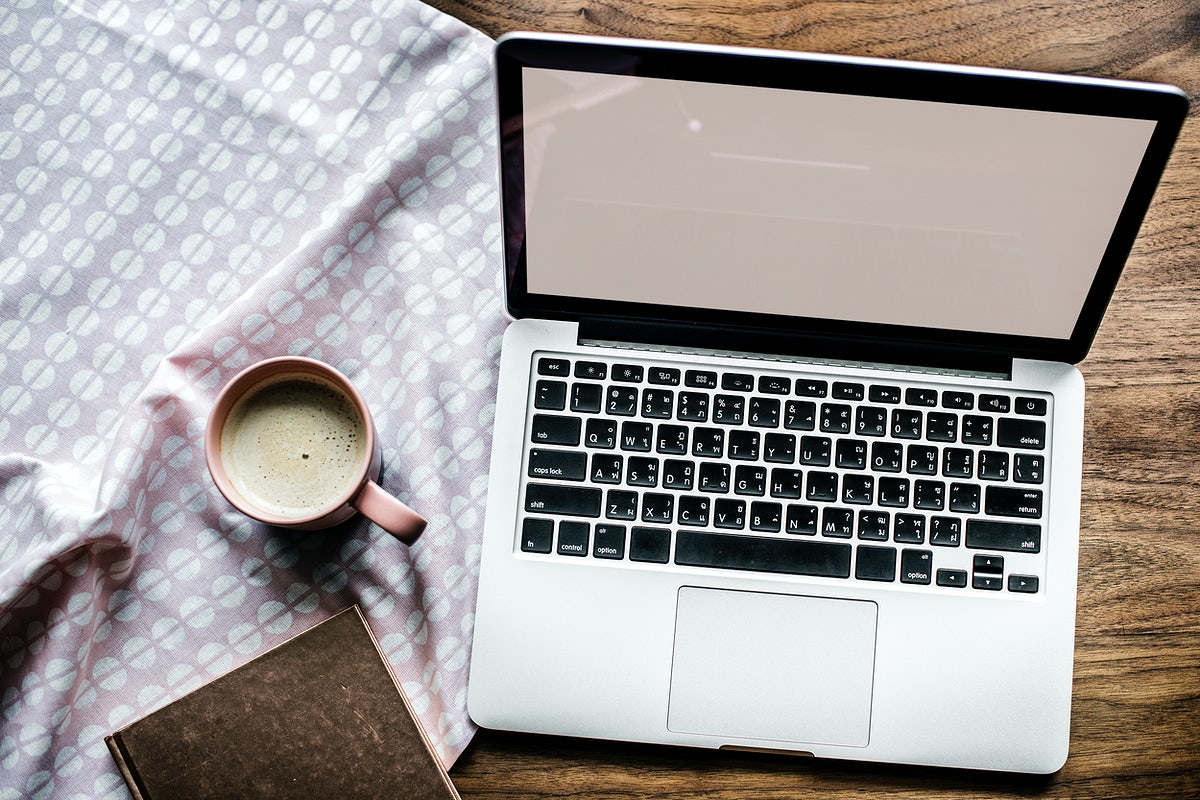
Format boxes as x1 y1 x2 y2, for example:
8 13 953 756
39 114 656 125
667 587 878 747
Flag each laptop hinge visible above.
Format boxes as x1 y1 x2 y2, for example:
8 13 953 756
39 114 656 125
577 317 1014 381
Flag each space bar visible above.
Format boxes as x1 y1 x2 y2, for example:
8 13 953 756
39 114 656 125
674 530 852 579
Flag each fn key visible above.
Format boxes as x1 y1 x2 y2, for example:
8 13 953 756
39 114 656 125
520 518 553 553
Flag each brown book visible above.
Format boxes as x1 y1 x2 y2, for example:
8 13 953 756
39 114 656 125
105 606 460 800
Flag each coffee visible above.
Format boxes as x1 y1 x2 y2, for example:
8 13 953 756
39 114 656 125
219 375 367 518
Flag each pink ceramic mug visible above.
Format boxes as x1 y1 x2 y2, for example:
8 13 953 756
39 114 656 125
204 357 426 544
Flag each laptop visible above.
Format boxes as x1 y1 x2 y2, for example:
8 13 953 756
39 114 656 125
467 32 1186 774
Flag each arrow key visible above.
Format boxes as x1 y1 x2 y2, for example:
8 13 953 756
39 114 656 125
1008 574 1040 594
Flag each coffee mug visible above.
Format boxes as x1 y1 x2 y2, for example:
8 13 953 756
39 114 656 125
204 356 426 544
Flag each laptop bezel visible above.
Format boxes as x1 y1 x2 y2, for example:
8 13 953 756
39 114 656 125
494 33 1187 369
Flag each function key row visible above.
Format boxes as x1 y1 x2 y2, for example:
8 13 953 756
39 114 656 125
536 357 1048 415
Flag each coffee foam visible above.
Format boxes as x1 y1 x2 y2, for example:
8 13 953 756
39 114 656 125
220 374 367 518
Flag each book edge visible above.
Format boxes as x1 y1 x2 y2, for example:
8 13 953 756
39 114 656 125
351 604 463 800
104 731 149 800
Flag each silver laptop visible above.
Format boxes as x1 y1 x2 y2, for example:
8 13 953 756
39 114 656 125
467 32 1186 773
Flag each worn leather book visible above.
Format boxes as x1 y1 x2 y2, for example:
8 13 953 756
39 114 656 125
105 606 460 799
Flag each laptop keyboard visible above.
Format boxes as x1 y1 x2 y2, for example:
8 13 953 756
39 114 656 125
517 352 1050 595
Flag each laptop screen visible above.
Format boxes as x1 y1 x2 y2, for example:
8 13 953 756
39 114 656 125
497 36 1187 365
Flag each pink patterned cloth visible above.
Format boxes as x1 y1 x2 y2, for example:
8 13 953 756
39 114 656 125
0 1 503 796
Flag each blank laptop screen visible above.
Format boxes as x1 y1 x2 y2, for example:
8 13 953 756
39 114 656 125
519 67 1158 341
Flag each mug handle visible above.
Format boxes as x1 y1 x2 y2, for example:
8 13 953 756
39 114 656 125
354 481 427 545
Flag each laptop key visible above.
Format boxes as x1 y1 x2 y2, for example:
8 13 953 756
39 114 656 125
984 486 1043 518
612 364 644 383
937 568 968 587
758 375 791 395
593 524 626 559
607 386 639 415
973 574 1003 591
900 548 933 584
685 370 717 388
570 383 602 413
1008 574 1040 593
692 427 725 458
678 496 710 526
520 518 554 553
926 412 958 442
748 397 780 427
820 403 852 434
649 367 681 386
713 498 746 528
722 372 754 392
930 516 961 546
764 433 797 464
713 394 745 424
535 380 567 410
640 493 674 524
979 394 1011 413
794 379 828 398
657 425 689 455
857 511 890 541
531 414 581 446
536 357 570 377
832 382 865 401
674 529 852 578
728 430 760 460
677 391 710 422
855 545 896 581
626 456 658 487
894 513 925 543
557 521 590 556
856 406 887 436
997 417 1046 450
905 388 938 406
1014 453 1045 484
961 415 993 445
1015 396 1048 416
606 490 638 520
590 454 623 484
784 400 816 430
949 482 981 513
584 418 617 449
734 465 767 496
528 449 587 481
941 390 974 410
630 527 671 563
891 409 923 439
525 483 601 517
698 462 731 493
965 519 1041 553
799 435 831 466
620 422 653 452
821 507 854 537
785 503 818 535
869 385 902 404
662 459 695 491
749 501 782 532
574 361 607 380
641 388 673 418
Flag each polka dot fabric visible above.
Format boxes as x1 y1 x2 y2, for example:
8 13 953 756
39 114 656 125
0 1 503 796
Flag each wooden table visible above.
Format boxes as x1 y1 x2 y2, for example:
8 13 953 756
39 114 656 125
438 1 1200 795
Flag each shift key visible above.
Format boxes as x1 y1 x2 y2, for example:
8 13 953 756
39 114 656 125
525 483 602 517
966 519 1041 553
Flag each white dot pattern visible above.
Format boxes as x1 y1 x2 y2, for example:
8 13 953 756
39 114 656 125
0 0 501 795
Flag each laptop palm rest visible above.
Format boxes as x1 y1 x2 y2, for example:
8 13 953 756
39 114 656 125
667 587 878 747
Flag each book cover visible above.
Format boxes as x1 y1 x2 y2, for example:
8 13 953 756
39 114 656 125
105 606 461 800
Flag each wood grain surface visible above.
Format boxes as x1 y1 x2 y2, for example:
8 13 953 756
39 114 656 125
438 1 1200 795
